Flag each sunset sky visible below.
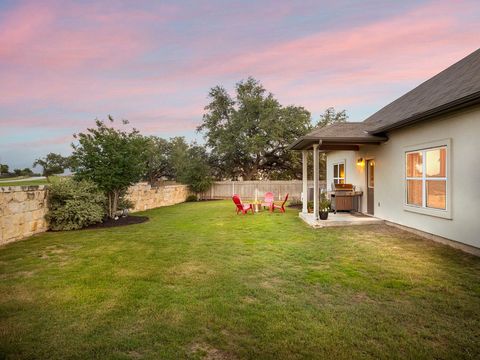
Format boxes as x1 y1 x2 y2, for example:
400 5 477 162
1 0 479 169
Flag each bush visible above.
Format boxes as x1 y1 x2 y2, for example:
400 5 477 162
185 194 198 202
46 178 106 231
289 198 302 207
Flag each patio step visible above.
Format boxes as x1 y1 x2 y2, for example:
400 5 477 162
299 212 384 228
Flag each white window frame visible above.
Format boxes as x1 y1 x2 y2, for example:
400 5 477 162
333 161 346 185
403 138 452 219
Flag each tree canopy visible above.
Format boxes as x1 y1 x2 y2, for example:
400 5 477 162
71 116 148 218
316 107 348 128
33 153 70 180
177 144 213 195
198 77 311 180
143 136 192 184
0 164 9 176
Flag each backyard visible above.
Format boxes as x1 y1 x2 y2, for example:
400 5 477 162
1 200 479 359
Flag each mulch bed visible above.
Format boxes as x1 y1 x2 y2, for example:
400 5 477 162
83 216 149 229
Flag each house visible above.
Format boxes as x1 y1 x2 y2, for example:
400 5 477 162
290 48 480 255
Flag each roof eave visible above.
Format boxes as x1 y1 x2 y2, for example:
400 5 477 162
368 90 480 135
288 135 387 151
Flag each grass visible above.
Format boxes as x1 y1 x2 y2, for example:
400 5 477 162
0 200 479 359
0 178 49 187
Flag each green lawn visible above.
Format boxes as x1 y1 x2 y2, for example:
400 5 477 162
0 179 49 187
1 201 479 359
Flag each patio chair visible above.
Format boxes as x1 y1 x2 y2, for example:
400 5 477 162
271 193 289 213
261 192 274 210
232 194 254 215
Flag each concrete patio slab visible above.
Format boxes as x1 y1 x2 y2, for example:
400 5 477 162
299 212 384 228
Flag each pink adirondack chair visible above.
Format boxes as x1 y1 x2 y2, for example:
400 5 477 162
261 192 274 210
271 193 289 213
232 194 254 215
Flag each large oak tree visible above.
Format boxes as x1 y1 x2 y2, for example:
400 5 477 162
198 77 311 180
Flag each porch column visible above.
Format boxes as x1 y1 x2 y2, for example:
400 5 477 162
313 143 319 220
302 150 308 214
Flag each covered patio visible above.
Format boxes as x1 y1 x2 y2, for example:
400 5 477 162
289 123 387 226
299 212 384 228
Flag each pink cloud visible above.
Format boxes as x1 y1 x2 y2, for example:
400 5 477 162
158 0 479 110
1 0 479 144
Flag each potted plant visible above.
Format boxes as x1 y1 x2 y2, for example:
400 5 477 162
307 201 314 213
319 194 331 220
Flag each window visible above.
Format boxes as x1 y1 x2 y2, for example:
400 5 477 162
333 162 345 184
405 146 447 210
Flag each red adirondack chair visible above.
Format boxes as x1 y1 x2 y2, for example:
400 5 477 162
261 192 274 210
271 193 289 213
232 194 254 214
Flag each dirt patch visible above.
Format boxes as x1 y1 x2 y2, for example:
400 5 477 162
242 296 257 304
126 350 143 359
83 216 149 229
0 270 35 280
190 343 233 360
260 276 284 289
168 261 214 279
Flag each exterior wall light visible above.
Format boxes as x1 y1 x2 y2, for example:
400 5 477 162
356 158 364 166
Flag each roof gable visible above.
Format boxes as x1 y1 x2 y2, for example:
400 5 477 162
364 48 480 133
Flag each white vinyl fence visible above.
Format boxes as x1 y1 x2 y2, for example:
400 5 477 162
201 180 326 201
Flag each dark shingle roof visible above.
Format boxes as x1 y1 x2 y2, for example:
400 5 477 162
289 122 386 150
364 48 480 133
307 122 374 139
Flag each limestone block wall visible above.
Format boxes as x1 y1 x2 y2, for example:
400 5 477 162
0 186 48 245
126 183 189 212
0 183 189 246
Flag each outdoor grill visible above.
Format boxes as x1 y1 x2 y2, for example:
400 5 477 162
330 183 363 213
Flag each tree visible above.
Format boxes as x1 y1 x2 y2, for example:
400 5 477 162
177 144 213 196
33 153 70 180
71 116 148 219
198 77 311 180
143 136 191 184
316 107 348 128
168 137 190 179
13 168 34 177
0 164 8 176
315 107 349 180
144 136 172 185
21 168 34 176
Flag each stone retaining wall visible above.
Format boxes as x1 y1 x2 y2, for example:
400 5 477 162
126 183 189 212
0 186 48 245
0 183 189 246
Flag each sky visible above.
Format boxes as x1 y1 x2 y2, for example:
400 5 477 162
0 0 479 169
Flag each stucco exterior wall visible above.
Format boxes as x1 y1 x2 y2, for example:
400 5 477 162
326 106 480 249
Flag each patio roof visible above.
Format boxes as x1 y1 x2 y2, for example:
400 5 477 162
289 122 387 151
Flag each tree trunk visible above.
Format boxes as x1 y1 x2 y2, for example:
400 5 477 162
112 190 119 218
107 191 120 219
107 193 113 218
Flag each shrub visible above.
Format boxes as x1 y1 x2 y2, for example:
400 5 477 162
185 194 198 202
289 198 302 207
46 178 106 231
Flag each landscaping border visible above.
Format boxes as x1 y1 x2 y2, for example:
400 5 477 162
0 183 189 245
